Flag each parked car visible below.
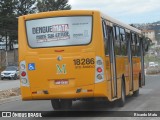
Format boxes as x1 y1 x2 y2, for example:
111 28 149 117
0 66 19 80
149 62 156 67
154 62 159 67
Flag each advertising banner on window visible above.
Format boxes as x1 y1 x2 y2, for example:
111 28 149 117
26 16 92 48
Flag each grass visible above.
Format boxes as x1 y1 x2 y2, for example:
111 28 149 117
146 66 160 75
144 54 160 66
144 53 160 75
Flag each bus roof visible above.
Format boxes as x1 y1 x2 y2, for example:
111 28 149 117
22 10 141 34
100 12 141 34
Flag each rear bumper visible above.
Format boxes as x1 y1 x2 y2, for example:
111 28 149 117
21 81 108 100
1 76 12 79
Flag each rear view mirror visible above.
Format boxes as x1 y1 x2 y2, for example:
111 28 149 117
145 39 152 52
141 36 152 52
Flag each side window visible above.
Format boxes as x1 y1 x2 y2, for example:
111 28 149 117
136 35 141 56
116 27 120 41
131 33 136 56
126 32 130 56
113 26 117 40
102 20 107 38
102 20 108 55
134 34 138 56
114 26 120 55
120 28 126 56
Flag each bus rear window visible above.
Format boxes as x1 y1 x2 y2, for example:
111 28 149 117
26 16 92 48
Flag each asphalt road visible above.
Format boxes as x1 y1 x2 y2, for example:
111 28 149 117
0 75 160 119
0 79 20 90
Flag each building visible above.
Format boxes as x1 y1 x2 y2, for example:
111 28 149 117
13 43 18 49
0 42 6 50
142 30 157 44
0 42 10 50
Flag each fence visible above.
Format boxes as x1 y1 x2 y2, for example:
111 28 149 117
0 49 18 70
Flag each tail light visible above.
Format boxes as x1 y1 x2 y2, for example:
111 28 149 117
95 56 104 83
20 61 30 86
97 67 102 73
21 71 26 77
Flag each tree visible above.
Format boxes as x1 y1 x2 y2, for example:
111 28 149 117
0 0 37 50
15 0 37 16
0 0 18 16
37 0 71 12
0 15 18 50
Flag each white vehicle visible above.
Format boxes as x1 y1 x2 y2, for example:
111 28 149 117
149 62 156 67
1 66 19 80
155 62 159 67
0 42 6 50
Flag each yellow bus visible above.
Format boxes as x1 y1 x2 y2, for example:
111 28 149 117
18 10 146 110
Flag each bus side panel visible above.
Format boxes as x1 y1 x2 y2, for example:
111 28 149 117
94 81 107 97
105 57 112 101
124 57 130 96
133 57 141 91
115 57 123 99
93 13 110 99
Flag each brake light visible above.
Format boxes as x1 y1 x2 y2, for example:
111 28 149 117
55 50 64 52
20 61 29 86
21 71 26 77
95 56 104 83
97 67 102 73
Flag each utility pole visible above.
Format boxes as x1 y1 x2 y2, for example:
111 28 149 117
5 27 8 67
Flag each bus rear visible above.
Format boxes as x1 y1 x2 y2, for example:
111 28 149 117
19 10 107 109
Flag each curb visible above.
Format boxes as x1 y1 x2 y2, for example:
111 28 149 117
0 95 21 105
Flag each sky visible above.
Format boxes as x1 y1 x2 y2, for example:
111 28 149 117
69 0 160 24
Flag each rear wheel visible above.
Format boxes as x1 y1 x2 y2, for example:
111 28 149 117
51 99 61 110
133 89 139 97
139 73 142 87
13 74 17 80
60 99 72 110
51 99 72 110
118 80 126 107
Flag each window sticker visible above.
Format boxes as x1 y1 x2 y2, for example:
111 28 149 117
26 16 92 48
28 63 35 71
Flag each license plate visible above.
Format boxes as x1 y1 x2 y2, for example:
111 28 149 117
55 80 69 85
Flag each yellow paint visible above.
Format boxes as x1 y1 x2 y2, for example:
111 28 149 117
19 10 142 102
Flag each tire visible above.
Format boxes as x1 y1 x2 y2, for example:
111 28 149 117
51 99 61 110
1 77 4 80
60 99 72 110
13 74 17 80
118 80 126 107
139 73 142 87
133 89 139 97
